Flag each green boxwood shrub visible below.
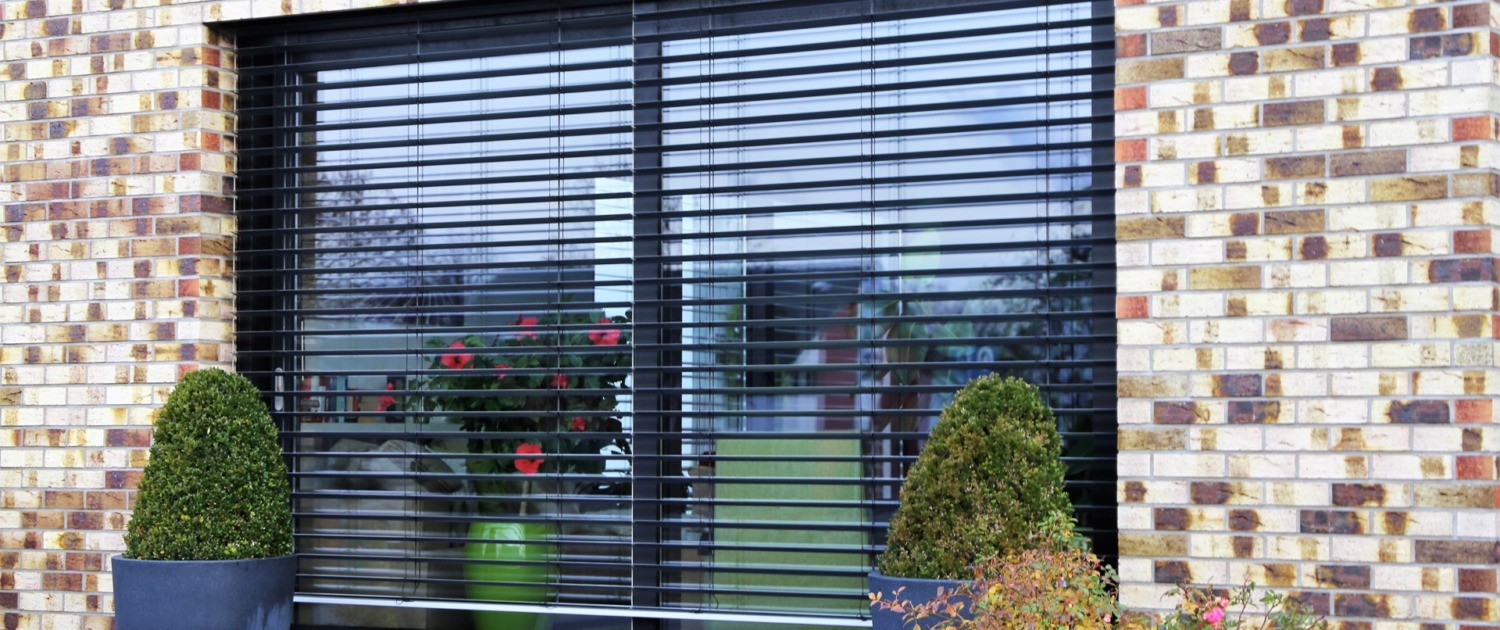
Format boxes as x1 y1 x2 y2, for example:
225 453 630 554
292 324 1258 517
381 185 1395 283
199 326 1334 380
877 374 1072 579
124 368 293 560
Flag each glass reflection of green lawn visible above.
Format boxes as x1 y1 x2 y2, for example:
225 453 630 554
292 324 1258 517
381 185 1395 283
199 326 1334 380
712 438 865 629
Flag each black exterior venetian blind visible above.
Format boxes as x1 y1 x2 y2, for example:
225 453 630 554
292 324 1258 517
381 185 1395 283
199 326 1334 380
234 0 1115 626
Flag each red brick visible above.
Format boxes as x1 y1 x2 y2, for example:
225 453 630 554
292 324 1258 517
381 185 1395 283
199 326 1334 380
1116 138 1147 163
1455 456 1495 480
1453 116 1496 141
1116 86 1147 111
1117 296 1149 319
1456 399 1492 423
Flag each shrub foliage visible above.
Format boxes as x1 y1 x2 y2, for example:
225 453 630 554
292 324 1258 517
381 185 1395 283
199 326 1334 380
877 374 1072 579
873 514 1119 629
124 368 293 560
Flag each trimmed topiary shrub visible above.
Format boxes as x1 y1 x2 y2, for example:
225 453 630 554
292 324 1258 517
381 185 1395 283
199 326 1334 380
124 368 293 560
877 374 1072 579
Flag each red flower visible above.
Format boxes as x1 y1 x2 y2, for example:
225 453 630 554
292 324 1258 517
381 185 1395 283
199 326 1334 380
514 442 544 475
570 416 586 431
588 317 621 346
551 373 570 389
440 340 473 370
496 364 511 381
516 316 538 340
377 382 396 412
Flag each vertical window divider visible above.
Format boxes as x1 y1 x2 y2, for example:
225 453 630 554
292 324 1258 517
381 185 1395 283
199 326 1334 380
629 3 666 625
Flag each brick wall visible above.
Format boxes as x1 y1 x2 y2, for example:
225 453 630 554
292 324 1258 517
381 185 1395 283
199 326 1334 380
1 0 1497 627
1114 0 1500 625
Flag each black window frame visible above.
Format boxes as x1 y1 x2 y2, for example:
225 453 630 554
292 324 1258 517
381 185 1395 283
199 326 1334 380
231 0 1117 625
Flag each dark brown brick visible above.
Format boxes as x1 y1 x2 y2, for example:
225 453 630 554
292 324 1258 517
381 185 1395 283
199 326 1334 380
1453 598 1491 620
1230 0 1253 21
1302 235 1326 259
1124 481 1147 502
1230 212 1258 236
1286 0 1322 15
1330 149 1405 177
1314 565 1371 589
1263 100 1324 127
1229 52 1259 75
1453 3 1489 28
1154 401 1201 424
43 491 82 509
1302 510 1362 534
1411 33 1476 59
1335 594 1390 618
1196 161 1218 183
1332 483 1385 507
1229 400 1280 424
1370 67 1403 91
1299 18 1330 42
1409 7 1446 32
1330 316 1408 341
1191 481 1232 505
1154 507 1189 531
1228 509 1260 531
1256 22 1291 45
41 572 82 592
1452 229 1488 253
1373 233 1404 257
1415 540 1500 564
1158 5 1178 26
1389 400 1450 424
1154 560 1190 584
1265 155 1325 180
1213 374 1262 397
1458 568 1496 593
1429 258 1496 283
66 511 102 530
1232 537 1256 559
1332 43 1360 66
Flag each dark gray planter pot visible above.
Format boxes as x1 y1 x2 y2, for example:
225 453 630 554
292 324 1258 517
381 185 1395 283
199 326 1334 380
868 570 970 630
113 555 295 630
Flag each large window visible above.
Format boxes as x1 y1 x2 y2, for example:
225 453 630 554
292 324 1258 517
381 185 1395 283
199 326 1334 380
234 0 1114 626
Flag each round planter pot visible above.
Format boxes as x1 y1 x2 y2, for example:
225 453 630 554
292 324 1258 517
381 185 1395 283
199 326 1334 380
465 521 556 630
112 555 295 630
868 570 970 630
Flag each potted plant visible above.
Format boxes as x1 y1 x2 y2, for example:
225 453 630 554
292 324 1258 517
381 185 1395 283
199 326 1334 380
876 513 1119 628
114 368 295 629
420 312 631 630
869 374 1073 629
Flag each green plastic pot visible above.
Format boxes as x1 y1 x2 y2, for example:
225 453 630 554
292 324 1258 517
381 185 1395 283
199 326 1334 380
464 520 556 630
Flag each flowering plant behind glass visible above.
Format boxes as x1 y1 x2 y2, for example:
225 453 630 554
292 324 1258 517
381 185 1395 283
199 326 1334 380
418 312 632 516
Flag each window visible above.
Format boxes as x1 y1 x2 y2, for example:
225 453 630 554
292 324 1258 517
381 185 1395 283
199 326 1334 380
235 0 1114 626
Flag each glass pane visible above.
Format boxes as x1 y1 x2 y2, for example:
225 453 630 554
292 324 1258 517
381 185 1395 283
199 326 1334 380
288 39 638 629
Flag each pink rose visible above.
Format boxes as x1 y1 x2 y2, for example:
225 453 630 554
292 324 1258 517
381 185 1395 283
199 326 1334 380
1203 606 1225 629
